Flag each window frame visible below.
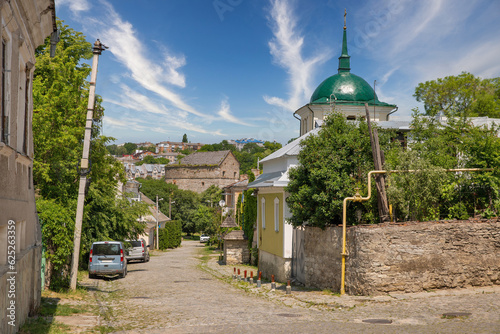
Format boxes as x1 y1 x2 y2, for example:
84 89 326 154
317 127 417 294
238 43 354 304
261 197 266 229
274 197 280 232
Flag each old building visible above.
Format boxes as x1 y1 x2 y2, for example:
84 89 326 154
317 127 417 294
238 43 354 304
164 150 240 193
0 1 57 332
156 141 203 153
249 14 401 283
222 178 249 215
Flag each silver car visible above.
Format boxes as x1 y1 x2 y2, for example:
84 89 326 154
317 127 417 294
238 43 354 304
125 239 150 262
89 241 127 278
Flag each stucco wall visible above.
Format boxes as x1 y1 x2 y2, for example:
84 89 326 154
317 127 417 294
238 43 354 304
0 245 42 334
259 249 291 283
299 220 500 295
257 193 284 257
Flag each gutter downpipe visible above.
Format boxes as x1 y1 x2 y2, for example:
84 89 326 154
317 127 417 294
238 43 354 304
386 107 398 121
340 167 494 295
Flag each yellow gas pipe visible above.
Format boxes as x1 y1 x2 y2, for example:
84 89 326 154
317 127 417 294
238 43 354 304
340 168 494 295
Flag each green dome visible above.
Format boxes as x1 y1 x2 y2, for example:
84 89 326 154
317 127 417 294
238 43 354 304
310 72 379 104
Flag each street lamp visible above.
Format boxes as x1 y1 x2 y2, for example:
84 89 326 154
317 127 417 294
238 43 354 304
156 195 163 250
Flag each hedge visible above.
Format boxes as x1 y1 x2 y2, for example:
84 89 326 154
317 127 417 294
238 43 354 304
159 220 182 249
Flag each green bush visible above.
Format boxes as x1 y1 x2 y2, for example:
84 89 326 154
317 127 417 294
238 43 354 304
159 220 182 249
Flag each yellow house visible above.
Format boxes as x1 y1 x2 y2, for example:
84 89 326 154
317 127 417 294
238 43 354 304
248 130 319 282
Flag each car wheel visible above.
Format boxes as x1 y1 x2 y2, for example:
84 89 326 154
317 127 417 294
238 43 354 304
120 268 127 278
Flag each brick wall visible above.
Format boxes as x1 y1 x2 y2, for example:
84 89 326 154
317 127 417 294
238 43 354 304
300 219 500 295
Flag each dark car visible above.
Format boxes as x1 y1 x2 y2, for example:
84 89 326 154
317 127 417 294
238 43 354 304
89 241 127 278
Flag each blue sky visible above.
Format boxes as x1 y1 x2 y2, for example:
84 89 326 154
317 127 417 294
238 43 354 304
55 0 500 145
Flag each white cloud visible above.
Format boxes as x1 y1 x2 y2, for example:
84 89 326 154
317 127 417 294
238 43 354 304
55 0 91 13
217 98 252 126
264 0 332 111
90 1 206 118
107 85 170 116
104 115 148 131
153 125 224 136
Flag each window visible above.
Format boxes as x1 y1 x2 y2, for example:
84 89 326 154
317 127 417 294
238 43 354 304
23 62 33 154
261 197 266 229
222 171 226 177
274 197 280 232
347 115 356 120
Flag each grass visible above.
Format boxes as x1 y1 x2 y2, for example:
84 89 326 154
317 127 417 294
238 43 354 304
20 293 93 334
19 317 72 334
20 272 115 334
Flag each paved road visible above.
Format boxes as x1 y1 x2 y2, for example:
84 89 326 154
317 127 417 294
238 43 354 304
95 240 499 333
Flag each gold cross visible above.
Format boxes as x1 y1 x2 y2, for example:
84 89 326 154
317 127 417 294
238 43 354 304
344 9 347 29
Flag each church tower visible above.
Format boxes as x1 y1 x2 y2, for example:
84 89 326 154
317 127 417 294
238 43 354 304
294 10 398 136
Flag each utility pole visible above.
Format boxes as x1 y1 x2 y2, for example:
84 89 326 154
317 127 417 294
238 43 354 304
169 194 172 218
70 40 107 290
365 103 389 222
156 195 159 250
373 80 377 121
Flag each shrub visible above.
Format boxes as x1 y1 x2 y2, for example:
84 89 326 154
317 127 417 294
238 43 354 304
159 220 182 249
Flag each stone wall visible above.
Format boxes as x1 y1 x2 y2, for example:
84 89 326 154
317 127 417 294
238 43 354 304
299 220 500 295
164 165 239 193
224 240 250 265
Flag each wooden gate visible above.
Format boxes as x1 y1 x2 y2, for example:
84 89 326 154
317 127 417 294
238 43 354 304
292 226 305 284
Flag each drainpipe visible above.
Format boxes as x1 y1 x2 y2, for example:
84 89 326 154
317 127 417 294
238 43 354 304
386 107 398 121
293 110 302 135
340 167 494 295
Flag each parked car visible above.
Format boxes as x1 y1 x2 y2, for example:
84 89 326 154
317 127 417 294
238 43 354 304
200 234 210 243
125 239 150 262
89 241 127 279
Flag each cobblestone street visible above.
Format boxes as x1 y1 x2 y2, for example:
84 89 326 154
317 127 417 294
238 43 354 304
92 240 499 333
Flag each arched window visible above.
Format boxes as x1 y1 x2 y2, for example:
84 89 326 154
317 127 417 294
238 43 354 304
261 197 266 229
274 197 280 232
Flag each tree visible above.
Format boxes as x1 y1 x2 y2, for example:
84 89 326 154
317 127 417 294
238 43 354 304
414 72 500 118
285 111 394 228
115 146 127 156
192 206 218 235
33 21 95 202
106 144 118 155
385 150 446 221
124 142 137 154
33 21 148 288
241 189 257 248
201 185 222 207
385 108 500 220
182 134 188 143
